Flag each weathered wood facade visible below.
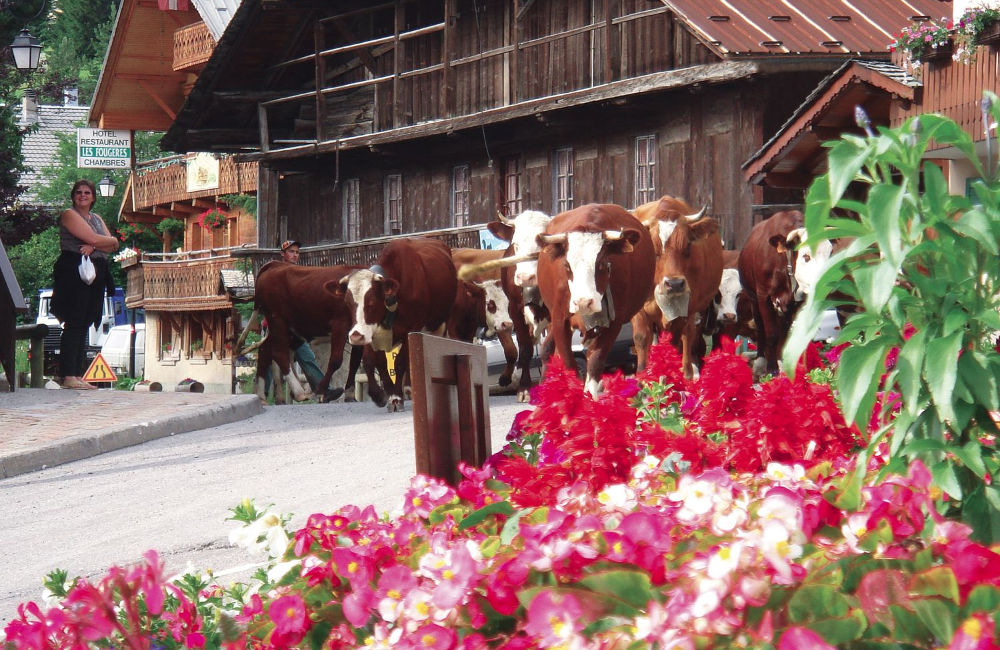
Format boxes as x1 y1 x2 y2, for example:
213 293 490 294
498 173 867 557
163 0 943 256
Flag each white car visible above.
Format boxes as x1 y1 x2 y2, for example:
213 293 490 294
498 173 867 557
100 323 145 378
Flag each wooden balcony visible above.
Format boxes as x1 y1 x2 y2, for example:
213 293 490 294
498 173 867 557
131 155 258 210
173 21 215 72
892 43 1000 145
125 248 249 311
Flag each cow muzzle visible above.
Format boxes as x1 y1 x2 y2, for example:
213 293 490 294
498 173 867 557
662 277 687 294
721 312 737 323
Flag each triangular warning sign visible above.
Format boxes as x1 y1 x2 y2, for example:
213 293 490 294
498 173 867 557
83 353 118 383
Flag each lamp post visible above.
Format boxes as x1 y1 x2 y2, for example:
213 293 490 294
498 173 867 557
10 29 42 71
97 173 116 198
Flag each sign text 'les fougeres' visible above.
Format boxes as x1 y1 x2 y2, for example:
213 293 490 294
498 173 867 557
77 128 132 169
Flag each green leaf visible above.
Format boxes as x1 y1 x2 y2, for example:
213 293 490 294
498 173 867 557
835 340 889 427
499 508 531 545
852 260 898 314
458 501 515 530
307 621 333 650
909 566 960 603
896 328 930 416
788 584 852 622
900 438 947 455
923 331 963 425
827 139 873 203
577 570 656 612
965 585 1000 613
950 440 987 477
958 352 1000 411
802 609 868 644
952 208 1000 255
831 455 868 511
931 460 963 501
866 183 905 266
912 598 957 644
783 296 828 378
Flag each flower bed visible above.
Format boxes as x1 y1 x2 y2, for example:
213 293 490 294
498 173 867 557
5 339 999 650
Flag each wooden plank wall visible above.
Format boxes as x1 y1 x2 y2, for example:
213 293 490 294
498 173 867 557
273 83 765 250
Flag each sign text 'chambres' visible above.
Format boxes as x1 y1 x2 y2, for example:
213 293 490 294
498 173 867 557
77 128 132 169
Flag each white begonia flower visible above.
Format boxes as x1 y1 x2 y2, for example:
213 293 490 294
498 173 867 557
764 462 805 483
707 541 744 580
597 483 637 510
266 558 301 584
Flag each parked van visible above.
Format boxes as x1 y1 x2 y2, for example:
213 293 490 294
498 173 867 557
35 287 142 376
100 323 145 378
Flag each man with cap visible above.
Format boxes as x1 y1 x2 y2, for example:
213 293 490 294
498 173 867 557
264 240 343 401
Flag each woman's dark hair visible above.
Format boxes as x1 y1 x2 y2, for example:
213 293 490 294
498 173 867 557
69 179 98 202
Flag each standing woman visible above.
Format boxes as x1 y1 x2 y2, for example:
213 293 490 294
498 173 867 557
50 179 119 389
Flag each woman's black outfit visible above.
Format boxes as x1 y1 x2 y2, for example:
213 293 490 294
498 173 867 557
50 213 115 378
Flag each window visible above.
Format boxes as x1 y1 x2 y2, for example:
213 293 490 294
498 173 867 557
452 165 470 226
635 134 657 206
343 178 360 241
503 156 522 215
553 148 574 212
384 173 402 234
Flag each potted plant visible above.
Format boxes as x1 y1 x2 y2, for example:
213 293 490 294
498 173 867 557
195 208 228 230
890 18 952 67
953 4 1000 63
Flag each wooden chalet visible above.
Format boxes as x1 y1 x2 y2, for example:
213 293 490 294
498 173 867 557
89 0 256 392
160 0 947 270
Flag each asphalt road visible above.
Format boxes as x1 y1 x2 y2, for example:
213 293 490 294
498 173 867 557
0 395 531 627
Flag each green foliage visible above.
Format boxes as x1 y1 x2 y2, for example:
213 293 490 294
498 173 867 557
157 217 184 235
8 227 59 311
784 96 1000 542
114 375 142 391
221 193 257 218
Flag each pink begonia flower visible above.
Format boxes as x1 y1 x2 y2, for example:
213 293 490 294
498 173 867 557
419 539 482 610
402 475 457 519
404 623 457 650
669 469 734 524
137 549 167 615
375 564 419 622
342 583 378 627
949 613 1000 650
779 626 836 649
331 547 374 591
524 590 586 649
267 594 311 648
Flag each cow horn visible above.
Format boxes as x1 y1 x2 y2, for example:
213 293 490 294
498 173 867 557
603 229 624 240
498 213 515 226
786 228 806 246
457 251 539 280
369 264 387 281
540 232 568 244
684 206 707 222
641 217 658 229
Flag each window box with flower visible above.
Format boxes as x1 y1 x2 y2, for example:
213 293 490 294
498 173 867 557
890 18 953 67
195 208 228 230
954 4 1000 63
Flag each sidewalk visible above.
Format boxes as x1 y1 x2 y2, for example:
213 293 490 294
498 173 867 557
0 388 263 479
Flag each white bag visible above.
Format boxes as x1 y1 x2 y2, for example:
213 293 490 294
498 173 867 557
78 255 96 285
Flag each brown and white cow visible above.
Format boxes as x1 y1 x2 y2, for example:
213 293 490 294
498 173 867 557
447 279 512 342
536 203 656 396
631 200 724 379
253 261 363 403
737 210 832 375
706 250 757 350
333 237 458 411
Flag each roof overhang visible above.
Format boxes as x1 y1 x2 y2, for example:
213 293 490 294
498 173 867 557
89 0 202 131
743 60 917 188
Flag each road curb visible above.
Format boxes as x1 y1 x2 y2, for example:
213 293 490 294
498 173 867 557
0 395 263 479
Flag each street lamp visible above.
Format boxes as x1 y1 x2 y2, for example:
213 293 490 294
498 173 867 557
97 174 116 198
10 29 42 71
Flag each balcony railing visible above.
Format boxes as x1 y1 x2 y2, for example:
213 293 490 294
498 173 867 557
125 247 248 311
174 21 215 72
131 155 258 210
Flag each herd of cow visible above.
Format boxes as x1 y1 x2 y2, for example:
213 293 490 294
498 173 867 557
250 196 834 411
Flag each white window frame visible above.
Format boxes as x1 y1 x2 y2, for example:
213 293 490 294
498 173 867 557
635 134 657 206
553 148 574 213
452 164 471 227
384 173 402 234
343 177 360 241
503 156 522 215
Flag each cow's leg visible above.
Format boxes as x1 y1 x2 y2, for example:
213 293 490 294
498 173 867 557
343 344 364 402
550 319 576 379
679 316 697 381
584 325 621 397
364 346 389 408
316 326 347 403
386 340 409 412
497 329 517 387
753 295 780 376
631 311 654 372
255 338 274 403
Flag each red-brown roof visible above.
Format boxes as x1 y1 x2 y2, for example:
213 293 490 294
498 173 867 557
664 0 951 56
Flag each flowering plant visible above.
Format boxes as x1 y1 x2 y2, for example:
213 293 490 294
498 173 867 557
890 18 952 65
196 209 227 230
7 338 1000 649
112 247 139 263
953 4 1000 63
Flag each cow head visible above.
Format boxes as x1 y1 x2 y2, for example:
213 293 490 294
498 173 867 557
334 267 400 348
716 267 742 323
479 279 512 336
540 228 642 316
491 210 552 288
768 228 832 310
651 212 717 320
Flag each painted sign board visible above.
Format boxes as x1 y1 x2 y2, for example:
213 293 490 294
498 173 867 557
77 128 131 169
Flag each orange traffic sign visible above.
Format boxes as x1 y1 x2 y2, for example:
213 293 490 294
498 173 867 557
83 353 118 383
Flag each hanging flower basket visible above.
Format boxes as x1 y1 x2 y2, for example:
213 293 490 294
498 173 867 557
196 208 228 230
918 39 954 63
974 18 1000 46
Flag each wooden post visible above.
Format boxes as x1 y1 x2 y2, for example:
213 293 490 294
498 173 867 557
408 332 491 486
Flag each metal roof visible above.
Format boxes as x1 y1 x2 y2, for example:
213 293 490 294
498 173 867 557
663 0 951 56
18 101 91 205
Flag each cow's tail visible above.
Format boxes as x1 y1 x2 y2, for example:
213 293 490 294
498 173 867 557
235 307 261 355
457 251 538 280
